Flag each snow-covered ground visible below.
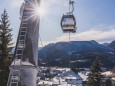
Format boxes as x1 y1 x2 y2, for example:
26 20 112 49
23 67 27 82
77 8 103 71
37 67 85 86
101 71 113 77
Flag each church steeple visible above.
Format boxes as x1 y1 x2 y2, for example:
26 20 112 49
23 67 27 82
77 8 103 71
7 0 40 86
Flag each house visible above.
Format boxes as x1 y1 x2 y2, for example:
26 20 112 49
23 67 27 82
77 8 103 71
52 69 83 86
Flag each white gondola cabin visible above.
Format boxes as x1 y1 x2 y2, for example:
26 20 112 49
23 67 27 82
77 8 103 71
61 14 76 33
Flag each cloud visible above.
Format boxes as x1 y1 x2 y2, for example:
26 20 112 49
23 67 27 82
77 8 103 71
40 25 115 46
65 29 115 42
10 0 24 7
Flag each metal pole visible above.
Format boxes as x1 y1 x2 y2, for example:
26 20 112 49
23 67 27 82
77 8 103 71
69 32 71 68
69 0 71 13
68 0 74 14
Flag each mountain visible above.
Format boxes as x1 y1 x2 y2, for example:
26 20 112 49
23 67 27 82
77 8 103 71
38 40 115 68
102 43 110 47
109 41 115 50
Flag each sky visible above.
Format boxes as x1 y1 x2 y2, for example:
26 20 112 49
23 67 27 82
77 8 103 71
0 0 115 47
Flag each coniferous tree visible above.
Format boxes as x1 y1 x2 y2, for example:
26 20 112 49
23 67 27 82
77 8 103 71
87 57 103 86
0 9 13 86
105 78 113 86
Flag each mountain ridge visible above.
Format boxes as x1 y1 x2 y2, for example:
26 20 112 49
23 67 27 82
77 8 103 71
38 40 115 68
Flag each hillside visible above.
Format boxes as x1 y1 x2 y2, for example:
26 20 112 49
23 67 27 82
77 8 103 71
38 40 115 68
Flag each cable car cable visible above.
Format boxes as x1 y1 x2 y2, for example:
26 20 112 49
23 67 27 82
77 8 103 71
68 32 71 68
60 0 76 68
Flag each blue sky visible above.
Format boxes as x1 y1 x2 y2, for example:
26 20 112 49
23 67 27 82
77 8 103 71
0 0 115 46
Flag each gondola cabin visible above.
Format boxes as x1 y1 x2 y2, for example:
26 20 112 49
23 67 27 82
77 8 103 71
61 14 76 33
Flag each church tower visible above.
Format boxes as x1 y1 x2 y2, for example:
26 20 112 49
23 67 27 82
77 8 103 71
7 0 40 86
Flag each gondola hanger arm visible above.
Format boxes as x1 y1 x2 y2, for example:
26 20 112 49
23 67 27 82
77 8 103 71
67 0 75 14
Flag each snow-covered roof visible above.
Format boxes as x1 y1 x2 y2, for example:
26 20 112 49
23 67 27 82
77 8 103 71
38 80 53 85
53 68 70 71
62 70 82 80
52 70 82 85
78 72 88 81
65 76 77 80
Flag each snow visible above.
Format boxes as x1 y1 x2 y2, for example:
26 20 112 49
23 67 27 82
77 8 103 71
112 78 115 80
12 76 20 80
37 68 83 86
65 76 77 80
11 47 15 54
53 68 70 72
78 72 88 81
101 71 112 76
38 80 53 85
63 70 81 79
53 70 82 85
11 59 34 66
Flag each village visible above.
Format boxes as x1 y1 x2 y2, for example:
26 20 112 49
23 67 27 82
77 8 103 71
36 67 115 86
